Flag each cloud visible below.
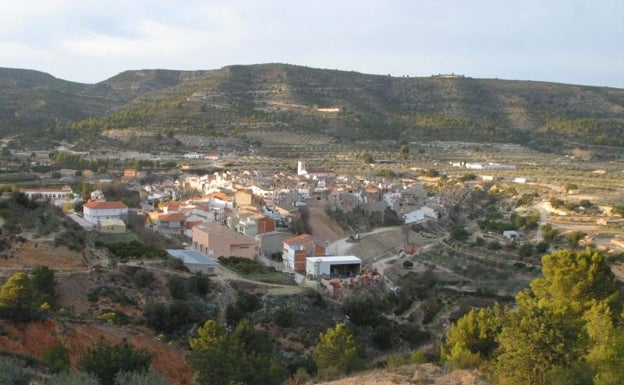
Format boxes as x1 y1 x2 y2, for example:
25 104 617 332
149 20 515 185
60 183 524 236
0 0 621 86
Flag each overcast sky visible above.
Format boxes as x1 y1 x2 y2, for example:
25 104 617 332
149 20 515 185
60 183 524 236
1 0 622 87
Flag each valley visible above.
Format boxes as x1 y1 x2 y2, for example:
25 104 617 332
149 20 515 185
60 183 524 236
0 64 622 384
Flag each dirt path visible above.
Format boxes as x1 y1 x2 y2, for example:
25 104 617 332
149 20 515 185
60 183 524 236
306 200 348 242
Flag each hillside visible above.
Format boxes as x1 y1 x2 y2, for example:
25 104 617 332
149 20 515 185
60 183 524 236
1 64 623 154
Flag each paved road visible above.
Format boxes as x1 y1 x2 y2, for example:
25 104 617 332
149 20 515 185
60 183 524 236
66 213 95 230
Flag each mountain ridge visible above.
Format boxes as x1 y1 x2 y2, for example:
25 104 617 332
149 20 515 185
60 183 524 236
1 63 623 153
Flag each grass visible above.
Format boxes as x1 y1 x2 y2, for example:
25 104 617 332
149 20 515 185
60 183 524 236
218 256 295 285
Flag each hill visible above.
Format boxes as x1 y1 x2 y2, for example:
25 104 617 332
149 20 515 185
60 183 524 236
1 64 623 154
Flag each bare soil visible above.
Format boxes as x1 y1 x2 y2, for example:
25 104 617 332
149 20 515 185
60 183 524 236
316 363 488 385
306 199 348 242
0 319 193 385
0 241 88 274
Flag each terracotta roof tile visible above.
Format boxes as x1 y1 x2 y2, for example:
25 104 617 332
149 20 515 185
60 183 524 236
84 201 127 209
283 233 313 245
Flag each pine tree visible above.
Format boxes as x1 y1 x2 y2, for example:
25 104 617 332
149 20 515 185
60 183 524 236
313 323 363 377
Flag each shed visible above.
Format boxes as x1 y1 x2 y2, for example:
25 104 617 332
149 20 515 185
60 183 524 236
305 256 362 279
98 219 126 234
167 249 219 274
503 230 521 240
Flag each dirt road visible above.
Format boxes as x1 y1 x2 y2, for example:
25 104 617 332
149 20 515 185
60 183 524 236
306 199 348 242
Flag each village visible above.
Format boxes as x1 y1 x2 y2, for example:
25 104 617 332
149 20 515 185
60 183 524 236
16 158 450 289
15 148 624 299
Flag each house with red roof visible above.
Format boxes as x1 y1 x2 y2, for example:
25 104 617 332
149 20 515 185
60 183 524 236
157 212 186 233
83 200 128 225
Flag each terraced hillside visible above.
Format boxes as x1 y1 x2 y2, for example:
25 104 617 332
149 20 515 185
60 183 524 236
1 64 623 155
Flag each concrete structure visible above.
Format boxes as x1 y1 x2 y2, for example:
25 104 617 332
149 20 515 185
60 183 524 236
503 230 521 240
167 249 219 274
305 256 362 279
404 208 426 224
256 231 293 257
192 222 259 259
422 202 444 219
83 200 128 225
98 218 126 233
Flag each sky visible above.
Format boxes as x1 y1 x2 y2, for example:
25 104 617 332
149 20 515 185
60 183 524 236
0 0 622 87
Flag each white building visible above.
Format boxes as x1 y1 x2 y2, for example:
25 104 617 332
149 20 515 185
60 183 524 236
305 256 362 278
404 209 426 224
20 186 74 200
83 201 128 225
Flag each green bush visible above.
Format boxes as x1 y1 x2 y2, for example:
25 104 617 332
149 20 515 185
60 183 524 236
144 301 208 334
45 371 100 385
188 271 211 296
79 340 153 385
518 243 533 258
113 366 167 385
42 342 70 372
410 349 428 364
536 241 550 253
450 226 470 241
0 272 39 321
102 240 168 262
32 266 57 307
0 355 35 385
132 269 154 289
342 292 389 327
273 307 295 327
386 353 406 369
168 276 187 300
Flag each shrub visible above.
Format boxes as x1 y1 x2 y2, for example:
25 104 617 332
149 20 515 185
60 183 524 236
342 292 389 327
187 271 210 296
42 342 70 372
536 241 550 253
45 371 100 385
31 266 57 307
450 226 470 241
132 268 154 289
518 243 533 258
410 349 428 364
372 323 395 350
0 272 39 321
144 301 207 334
487 240 502 250
54 228 86 251
273 307 295 327
79 340 153 385
386 353 406 369
113 366 167 385
104 240 168 262
168 276 187 300
97 309 130 325
0 355 35 385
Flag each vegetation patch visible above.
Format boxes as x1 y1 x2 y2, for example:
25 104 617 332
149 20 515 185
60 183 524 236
218 256 294 285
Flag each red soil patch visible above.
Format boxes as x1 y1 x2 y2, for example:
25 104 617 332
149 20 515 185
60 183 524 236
0 319 192 385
